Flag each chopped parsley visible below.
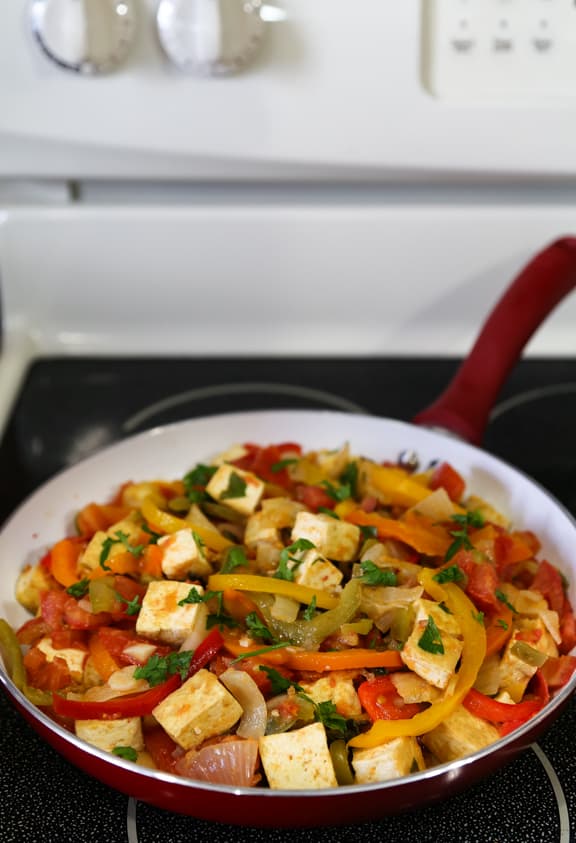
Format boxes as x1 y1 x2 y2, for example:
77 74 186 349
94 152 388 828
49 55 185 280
112 746 138 762
183 464 217 502
177 586 219 606
116 593 142 616
134 651 193 686
317 507 339 519
221 546 248 574
495 589 517 614
321 480 352 502
100 530 144 570
359 525 379 540
496 618 509 631
417 615 445 655
472 610 485 624
433 564 465 584
258 666 303 695
275 538 316 581
257 667 349 738
220 472 247 500
445 511 484 562
66 578 90 599
141 523 162 544
245 612 275 642
303 595 317 621
339 462 358 498
270 458 298 473
359 561 397 587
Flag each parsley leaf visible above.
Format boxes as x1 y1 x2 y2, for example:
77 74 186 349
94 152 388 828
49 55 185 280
472 610 485 624
339 462 358 498
314 699 348 738
496 618 509 630
417 616 445 655
134 651 193 686
141 524 162 544
183 463 217 493
317 507 339 519
444 510 485 562
495 589 517 614
433 564 465 584
270 458 298 473
275 538 316 581
258 665 303 695
221 546 248 574
245 612 275 642
321 480 352 502
66 578 90 599
359 525 378 540
116 592 142 616
220 472 247 500
177 586 219 606
303 595 317 621
112 746 138 762
99 529 144 570
359 561 397 587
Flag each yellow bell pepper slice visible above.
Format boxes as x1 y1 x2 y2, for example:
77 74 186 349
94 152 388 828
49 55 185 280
207 573 339 610
140 498 234 552
348 568 486 746
363 463 432 508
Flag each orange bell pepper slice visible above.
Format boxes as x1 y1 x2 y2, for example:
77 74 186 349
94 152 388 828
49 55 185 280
88 633 121 681
50 538 83 588
345 510 450 557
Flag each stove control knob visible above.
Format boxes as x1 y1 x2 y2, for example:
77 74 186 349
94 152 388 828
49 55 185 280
29 0 137 75
156 0 264 76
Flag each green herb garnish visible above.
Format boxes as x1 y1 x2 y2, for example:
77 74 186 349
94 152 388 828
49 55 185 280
444 511 484 562
359 561 397 587
321 480 352 502
496 618 509 630
495 589 517 614
245 612 275 642
99 529 144 570
270 458 298 473
221 546 248 574
220 472 247 500
339 462 358 498
433 564 465 584
275 538 316 581
66 578 90 599
417 615 445 655
317 507 339 519
134 651 193 686
303 595 317 621
112 746 138 762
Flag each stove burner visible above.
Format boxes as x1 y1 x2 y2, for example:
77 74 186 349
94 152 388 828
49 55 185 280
122 381 370 435
484 381 576 514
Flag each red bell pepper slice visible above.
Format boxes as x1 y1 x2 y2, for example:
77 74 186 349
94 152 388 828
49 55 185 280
463 687 544 725
52 672 181 720
429 461 465 502
185 627 224 678
358 676 422 721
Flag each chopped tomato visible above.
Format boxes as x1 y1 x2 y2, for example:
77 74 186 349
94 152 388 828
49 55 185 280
144 727 179 774
455 552 501 613
295 484 335 512
23 646 72 692
16 616 51 646
39 590 111 630
51 629 88 650
540 655 576 689
358 676 422 721
94 627 170 665
559 600 576 655
233 442 302 490
429 461 465 502
531 560 565 614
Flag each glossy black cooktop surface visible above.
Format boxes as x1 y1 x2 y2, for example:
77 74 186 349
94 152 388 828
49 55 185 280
1 355 576 842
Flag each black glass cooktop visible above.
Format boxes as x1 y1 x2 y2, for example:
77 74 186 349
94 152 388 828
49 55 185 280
1 355 576 842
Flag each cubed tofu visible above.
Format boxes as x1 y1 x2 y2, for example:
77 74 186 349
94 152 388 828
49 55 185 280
298 674 361 718
291 511 360 563
37 636 88 682
401 610 463 690
136 580 208 646
420 704 500 763
76 717 144 754
244 511 282 549
245 498 307 548
15 562 55 613
352 736 424 784
258 722 337 790
210 444 249 465
205 464 264 516
152 669 242 750
158 528 212 579
498 631 541 702
79 515 143 572
293 549 343 594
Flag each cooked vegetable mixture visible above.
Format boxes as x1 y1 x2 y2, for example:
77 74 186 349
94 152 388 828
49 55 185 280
3 440 576 789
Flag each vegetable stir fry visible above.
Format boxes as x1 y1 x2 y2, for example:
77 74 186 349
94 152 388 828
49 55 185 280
3 440 576 790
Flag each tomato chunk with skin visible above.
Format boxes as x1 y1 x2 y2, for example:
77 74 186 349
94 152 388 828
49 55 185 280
358 676 422 721
429 462 466 502
455 551 501 613
295 484 335 512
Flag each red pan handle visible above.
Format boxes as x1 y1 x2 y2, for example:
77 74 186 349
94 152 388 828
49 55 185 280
412 236 576 444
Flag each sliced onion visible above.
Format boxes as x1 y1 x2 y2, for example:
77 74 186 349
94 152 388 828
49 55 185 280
405 487 458 522
174 738 260 787
179 621 209 654
83 666 149 701
122 643 157 663
271 594 300 623
219 668 267 739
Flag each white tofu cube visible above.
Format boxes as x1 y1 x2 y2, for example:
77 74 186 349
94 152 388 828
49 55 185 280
258 722 337 789
79 516 143 572
37 637 88 682
420 704 500 763
136 580 208 646
205 464 264 515
158 528 211 579
244 511 282 549
293 549 343 594
291 511 360 562
298 674 361 718
76 717 144 754
152 669 242 750
401 614 463 690
16 562 57 614
352 737 424 784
